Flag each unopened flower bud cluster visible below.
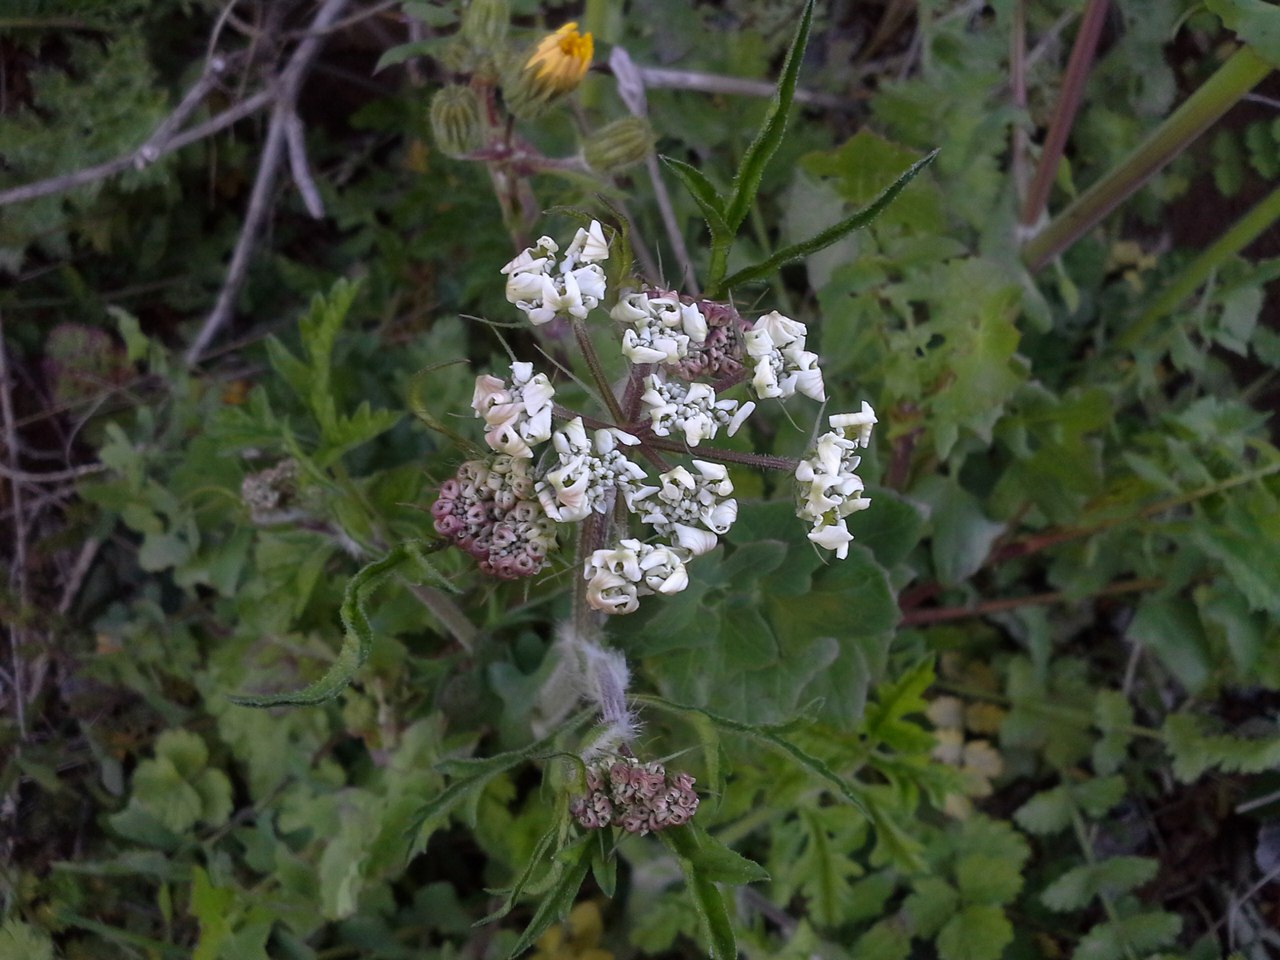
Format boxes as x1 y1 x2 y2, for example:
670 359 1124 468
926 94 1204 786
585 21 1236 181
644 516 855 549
569 757 699 835
430 455 557 579
432 220 877 609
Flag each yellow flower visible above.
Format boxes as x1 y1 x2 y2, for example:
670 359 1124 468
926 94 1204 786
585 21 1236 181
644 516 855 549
523 21 593 99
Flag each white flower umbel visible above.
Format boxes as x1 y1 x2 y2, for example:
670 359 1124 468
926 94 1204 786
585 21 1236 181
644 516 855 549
631 461 737 556
501 222 610 325
640 373 755 447
794 403 876 559
743 310 826 402
471 360 556 458
535 417 648 523
584 538 689 615
613 291 708 365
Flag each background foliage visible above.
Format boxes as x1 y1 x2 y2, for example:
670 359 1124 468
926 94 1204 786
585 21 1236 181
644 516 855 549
2 1 1279 959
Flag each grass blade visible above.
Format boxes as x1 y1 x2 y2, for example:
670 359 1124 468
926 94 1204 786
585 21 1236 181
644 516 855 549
660 155 730 240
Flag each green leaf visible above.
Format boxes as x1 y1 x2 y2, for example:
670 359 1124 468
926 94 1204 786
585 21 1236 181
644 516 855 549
723 0 815 232
1163 712 1280 782
853 920 910 960
904 877 960 938
955 854 1024 906
718 150 939 291
480 822 562 924
229 539 451 707
1206 0 1280 67
153 729 208 780
661 155 729 239
1074 911 1181 960
637 696 869 816
1041 857 1158 912
1128 595 1213 695
1014 786 1072 836
935 904 1013 960
506 844 593 959
662 827 738 960
913 476 1004 586
680 823 770 885
0 919 54 960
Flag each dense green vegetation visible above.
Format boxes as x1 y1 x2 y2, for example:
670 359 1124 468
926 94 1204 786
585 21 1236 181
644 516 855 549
2 2 1279 959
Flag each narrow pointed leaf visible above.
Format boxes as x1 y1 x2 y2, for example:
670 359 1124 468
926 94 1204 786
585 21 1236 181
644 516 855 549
506 845 593 959
661 155 730 239
723 0 816 231
229 540 448 707
662 828 738 960
719 150 939 291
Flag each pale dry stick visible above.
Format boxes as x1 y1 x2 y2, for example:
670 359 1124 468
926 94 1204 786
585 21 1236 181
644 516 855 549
634 66 850 111
58 537 103 617
285 107 325 218
186 0 353 367
0 88 274 208
134 54 233 170
0 460 107 484
0 313 28 739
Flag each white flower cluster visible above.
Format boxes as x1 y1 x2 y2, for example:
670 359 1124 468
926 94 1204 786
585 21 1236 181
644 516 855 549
583 539 689 615
535 417 648 523
640 373 754 447
630 462 737 557
612 291 708 365
744 310 825 402
471 361 555 458
439 218 879 616
794 402 877 559
501 221 610 325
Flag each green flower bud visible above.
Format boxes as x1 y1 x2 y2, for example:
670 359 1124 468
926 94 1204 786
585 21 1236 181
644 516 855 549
583 117 655 174
461 0 509 51
429 85 484 158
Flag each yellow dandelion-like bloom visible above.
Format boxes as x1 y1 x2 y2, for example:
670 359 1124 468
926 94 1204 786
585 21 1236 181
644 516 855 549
524 21 593 99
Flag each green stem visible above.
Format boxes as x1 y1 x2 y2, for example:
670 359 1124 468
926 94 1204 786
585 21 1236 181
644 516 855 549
1117 183 1280 349
1023 46 1272 271
570 317 627 426
706 238 731 300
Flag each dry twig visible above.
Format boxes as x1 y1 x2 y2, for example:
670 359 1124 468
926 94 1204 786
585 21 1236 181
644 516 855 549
185 0 352 366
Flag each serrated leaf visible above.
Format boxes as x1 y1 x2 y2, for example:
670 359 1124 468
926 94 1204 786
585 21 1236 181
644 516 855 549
904 877 959 938
936 904 1012 960
480 822 562 925
853 920 910 960
1041 857 1158 912
719 150 939 291
722 0 815 231
1074 911 1181 960
955 854 1023 906
229 539 451 707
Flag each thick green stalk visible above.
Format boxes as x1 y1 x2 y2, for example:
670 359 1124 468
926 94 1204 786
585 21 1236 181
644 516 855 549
1023 47 1272 272
1118 183 1280 349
